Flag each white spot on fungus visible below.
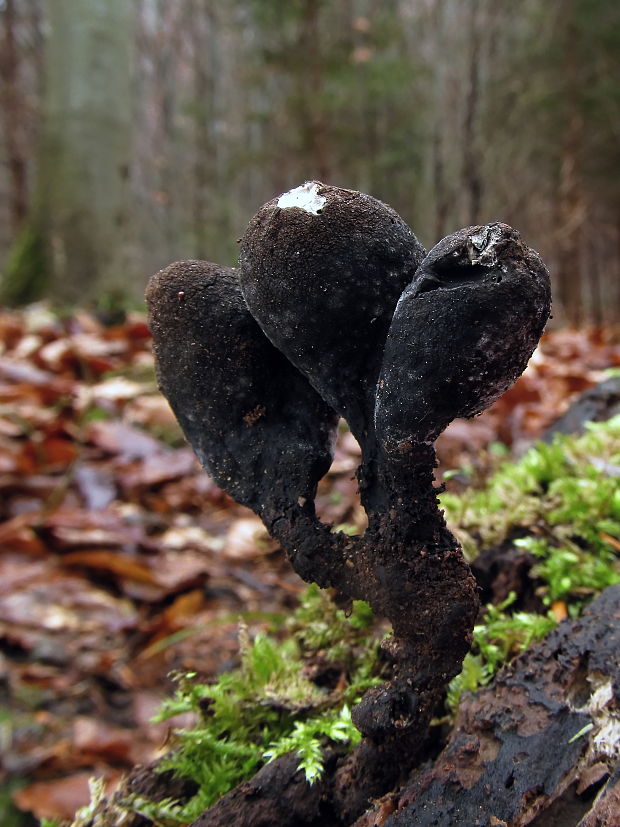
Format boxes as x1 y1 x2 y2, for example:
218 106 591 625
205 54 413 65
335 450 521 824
277 181 326 215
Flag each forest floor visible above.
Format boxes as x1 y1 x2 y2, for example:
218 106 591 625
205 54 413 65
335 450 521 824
1 306 619 825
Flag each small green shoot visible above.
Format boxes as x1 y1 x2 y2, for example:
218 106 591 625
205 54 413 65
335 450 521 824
263 704 361 783
568 722 594 743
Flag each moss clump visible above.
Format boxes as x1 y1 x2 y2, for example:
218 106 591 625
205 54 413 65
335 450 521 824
446 592 557 713
441 415 620 607
121 588 381 824
442 415 620 710
0 228 49 306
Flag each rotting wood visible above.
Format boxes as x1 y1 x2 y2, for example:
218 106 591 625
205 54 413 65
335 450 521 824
358 584 620 827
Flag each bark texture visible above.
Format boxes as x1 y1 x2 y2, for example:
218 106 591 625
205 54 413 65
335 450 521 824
362 584 620 827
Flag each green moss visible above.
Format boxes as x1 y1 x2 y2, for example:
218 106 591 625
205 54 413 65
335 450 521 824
0 228 49 307
446 593 557 712
443 415 620 709
127 589 381 824
517 537 620 609
441 415 620 604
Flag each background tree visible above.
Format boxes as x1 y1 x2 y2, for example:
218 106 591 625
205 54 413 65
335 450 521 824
1 0 134 305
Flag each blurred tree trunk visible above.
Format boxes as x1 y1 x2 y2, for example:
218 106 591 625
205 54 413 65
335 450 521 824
190 0 217 259
151 1 184 264
461 0 483 226
0 0 28 234
430 0 449 242
297 0 330 182
1 0 135 306
555 7 586 327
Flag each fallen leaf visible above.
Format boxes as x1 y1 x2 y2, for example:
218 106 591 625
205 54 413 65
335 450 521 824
0 514 47 555
223 517 271 560
61 550 160 585
163 589 206 624
87 420 165 458
125 394 179 430
73 716 137 763
73 463 117 510
13 772 120 821
0 566 139 636
91 376 150 404
44 506 152 550
119 447 198 489
551 601 568 622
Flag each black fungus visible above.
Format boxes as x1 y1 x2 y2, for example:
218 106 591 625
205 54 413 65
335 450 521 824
375 222 551 446
238 182 426 443
146 260 337 521
147 199 552 820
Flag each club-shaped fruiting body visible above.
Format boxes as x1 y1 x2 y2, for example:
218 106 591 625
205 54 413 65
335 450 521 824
375 223 552 447
146 261 337 520
146 200 551 799
238 181 426 443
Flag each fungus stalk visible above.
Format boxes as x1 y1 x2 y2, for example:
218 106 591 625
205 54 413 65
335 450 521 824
146 181 551 813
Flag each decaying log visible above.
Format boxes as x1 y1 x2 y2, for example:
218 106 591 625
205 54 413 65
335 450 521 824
86 587 620 827
192 585 620 826
358 584 620 827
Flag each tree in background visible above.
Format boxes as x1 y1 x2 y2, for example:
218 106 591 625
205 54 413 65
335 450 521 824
1 0 134 306
478 0 620 326
0 0 28 235
0 0 43 245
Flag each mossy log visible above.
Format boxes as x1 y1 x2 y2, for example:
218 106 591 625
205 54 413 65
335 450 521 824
191 585 620 826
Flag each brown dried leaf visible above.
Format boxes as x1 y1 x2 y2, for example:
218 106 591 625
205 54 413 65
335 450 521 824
222 516 272 560
0 514 46 555
119 447 198 489
125 394 179 430
73 463 117 510
61 550 160 585
87 420 165 458
13 772 120 821
73 716 137 763
44 506 152 550
0 563 139 637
